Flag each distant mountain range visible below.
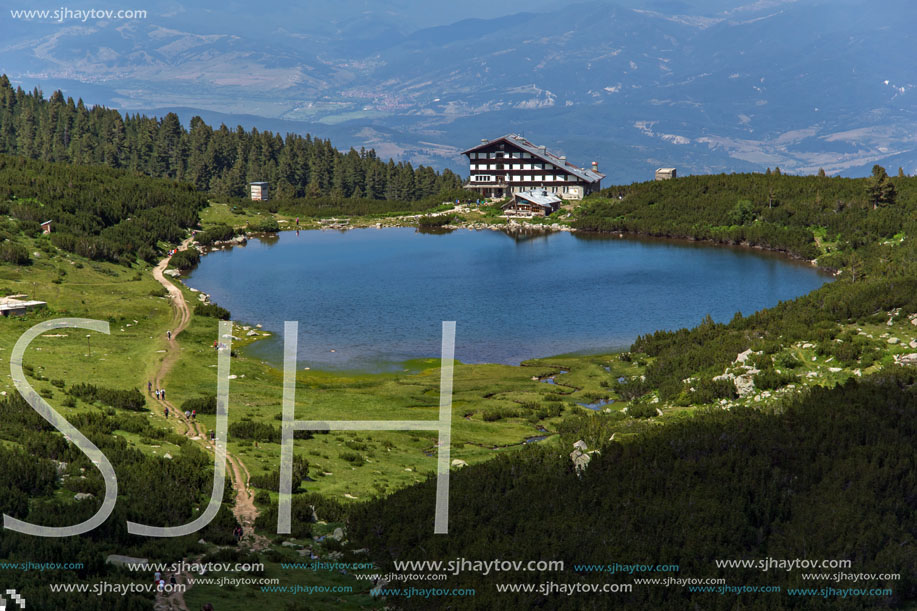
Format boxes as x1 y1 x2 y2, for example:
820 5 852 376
1 0 915 182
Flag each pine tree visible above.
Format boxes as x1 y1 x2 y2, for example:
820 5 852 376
866 164 896 209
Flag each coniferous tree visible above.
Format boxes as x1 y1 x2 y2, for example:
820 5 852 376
866 164 896 209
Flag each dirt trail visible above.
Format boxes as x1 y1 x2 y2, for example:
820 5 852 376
149 238 261 540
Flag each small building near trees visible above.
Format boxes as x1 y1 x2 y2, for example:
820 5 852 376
502 189 562 217
250 182 269 201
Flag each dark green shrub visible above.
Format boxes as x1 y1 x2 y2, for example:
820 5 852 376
195 303 231 320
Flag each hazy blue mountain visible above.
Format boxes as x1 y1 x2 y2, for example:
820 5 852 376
1 0 915 182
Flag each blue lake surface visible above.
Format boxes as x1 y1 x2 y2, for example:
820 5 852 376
185 228 832 371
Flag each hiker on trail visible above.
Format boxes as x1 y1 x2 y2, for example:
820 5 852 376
167 330 172 340
191 410 196 420
154 389 160 400
161 389 166 400
233 525 243 543
164 407 169 418
210 430 215 442
154 570 161 583
184 410 191 419
169 574 177 587
148 381 152 393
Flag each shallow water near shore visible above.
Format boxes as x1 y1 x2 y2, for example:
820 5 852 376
186 227 832 371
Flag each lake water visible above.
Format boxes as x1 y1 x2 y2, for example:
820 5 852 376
186 228 832 371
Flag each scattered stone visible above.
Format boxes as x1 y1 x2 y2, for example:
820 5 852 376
888 337 900 344
163 269 180 277
735 349 754 364
570 449 591 476
74 492 94 501
247 330 258 336
163 453 172 459
897 353 917 365
733 374 755 397
828 367 842 373
331 527 345 541
451 459 468 468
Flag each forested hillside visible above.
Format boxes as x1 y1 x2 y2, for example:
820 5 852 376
0 387 239 609
576 170 913 262
0 154 207 264
351 371 916 609
0 76 463 201
576 171 917 401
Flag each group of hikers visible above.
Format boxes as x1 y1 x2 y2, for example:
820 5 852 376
148 381 197 420
153 570 178 591
148 381 167 401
